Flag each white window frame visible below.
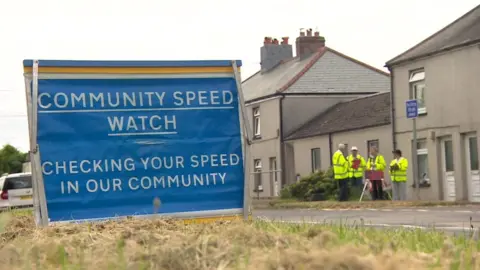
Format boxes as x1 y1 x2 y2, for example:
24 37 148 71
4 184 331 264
409 70 426 115
253 107 261 137
311 148 321 173
416 140 429 183
253 159 262 191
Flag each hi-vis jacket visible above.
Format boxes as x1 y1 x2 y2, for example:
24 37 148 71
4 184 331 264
347 154 366 178
332 150 348 180
389 157 408 182
366 155 387 172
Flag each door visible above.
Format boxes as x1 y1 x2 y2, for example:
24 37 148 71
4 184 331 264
269 157 279 197
465 135 480 202
441 138 456 201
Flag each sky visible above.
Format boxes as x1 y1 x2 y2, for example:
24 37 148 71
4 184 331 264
0 0 478 152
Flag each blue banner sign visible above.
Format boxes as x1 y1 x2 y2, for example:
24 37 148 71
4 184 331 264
405 99 418 119
28 61 245 222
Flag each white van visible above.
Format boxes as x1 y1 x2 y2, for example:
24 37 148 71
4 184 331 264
0 172 33 210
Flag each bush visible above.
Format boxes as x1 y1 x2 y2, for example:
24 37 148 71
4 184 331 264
280 168 338 201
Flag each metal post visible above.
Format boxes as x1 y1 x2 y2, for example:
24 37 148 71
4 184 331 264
24 76 41 225
412 118 420 199
30 60 49 226
231 60 252 220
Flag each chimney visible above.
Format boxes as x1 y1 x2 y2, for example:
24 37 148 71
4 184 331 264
260 36 293 73
295 28 326 59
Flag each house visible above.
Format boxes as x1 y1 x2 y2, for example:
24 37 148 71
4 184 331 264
385 4 480 201
241 29 390 198
284 92 392 181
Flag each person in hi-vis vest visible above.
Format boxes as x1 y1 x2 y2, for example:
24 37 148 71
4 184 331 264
347 146 366 188
389 149 408 201
366 146 387 200
332 143 349 201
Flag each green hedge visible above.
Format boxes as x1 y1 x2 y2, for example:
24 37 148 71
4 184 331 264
280 168 338 201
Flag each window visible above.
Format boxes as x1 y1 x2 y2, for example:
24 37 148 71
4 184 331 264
416 140 429 182
311 148 321 172
444 140 454 172
409 70 426 114
253 159 262 191
3 175 32 190
253 107 261 138
469 137 479 171
367 140 379 154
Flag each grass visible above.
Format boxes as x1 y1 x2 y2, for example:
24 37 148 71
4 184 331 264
254 199 477 210
0 211 479 269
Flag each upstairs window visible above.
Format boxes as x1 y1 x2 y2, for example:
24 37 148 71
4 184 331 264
253 107 261 138
409 70 426 115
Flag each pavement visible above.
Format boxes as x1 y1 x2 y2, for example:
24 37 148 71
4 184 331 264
253 206 480 236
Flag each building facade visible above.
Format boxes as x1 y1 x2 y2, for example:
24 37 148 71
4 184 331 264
386 4 480 201
241 30 390 198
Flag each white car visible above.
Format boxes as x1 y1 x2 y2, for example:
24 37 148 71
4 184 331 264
0 172 33 210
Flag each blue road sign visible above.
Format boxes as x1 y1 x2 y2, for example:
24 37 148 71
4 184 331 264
35 75 245 222
406 99 418 119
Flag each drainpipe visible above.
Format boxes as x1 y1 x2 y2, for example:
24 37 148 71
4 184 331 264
279 94 286 186
388 67 397 150
328 133 333 166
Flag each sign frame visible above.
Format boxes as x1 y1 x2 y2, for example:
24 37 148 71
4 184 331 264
23 59 250 226
405 99 418 119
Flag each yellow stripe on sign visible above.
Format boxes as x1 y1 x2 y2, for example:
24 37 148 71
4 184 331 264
181 215 252 225
23 66 240 74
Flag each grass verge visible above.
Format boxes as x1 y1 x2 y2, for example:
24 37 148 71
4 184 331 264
0 212 479 269
254 199 478 210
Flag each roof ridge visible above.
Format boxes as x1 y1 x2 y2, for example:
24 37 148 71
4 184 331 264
325 47 390 77
338 91 390 104
386 3 480 66
277 47 328 92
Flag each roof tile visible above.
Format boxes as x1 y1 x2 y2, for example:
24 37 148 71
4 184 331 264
285 92 391 140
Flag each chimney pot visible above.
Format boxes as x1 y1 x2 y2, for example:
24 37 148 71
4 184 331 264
261 34 293 72
299 31 305 37
296 28 326 59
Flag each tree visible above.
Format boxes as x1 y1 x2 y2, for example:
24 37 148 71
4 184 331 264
0 144 28 175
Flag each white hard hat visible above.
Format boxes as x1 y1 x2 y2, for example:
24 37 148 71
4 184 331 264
351 146 358 151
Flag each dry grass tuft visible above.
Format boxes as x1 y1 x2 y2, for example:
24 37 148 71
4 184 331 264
0 213 478 269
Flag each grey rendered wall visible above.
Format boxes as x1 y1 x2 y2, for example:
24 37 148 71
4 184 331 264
392 45 480 201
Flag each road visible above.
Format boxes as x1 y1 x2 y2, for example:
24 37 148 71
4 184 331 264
253 206 480 236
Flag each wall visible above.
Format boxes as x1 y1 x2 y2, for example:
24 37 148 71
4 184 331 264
288 125 392 180
392 45 480 201
245 97 281 197
393 45 480 133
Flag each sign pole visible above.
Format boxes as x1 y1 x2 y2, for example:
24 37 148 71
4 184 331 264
231 60 252 220
406 99 420 200
30 60 49 226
